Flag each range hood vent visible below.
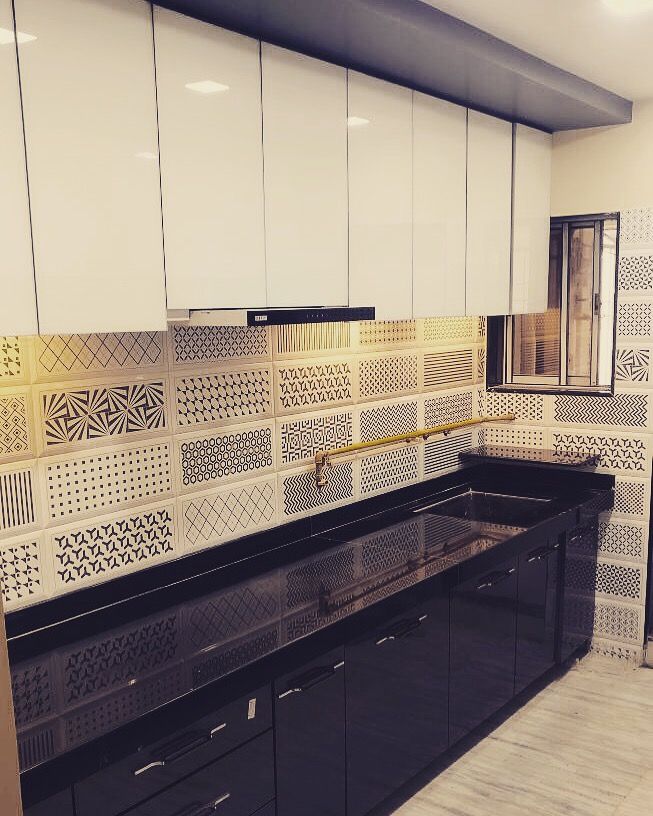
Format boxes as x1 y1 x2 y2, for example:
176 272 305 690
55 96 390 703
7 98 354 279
168 307 375 326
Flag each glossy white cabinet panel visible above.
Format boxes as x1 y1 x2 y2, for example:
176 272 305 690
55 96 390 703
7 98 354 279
262 45 348 307
412 93 466 318
0 0 37 336
512 124 552 314
15 0 166 334
466 110 513 317
348 72 413 320
155 9 266 310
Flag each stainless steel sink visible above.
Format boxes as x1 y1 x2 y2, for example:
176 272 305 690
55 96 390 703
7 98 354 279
415 490 556 528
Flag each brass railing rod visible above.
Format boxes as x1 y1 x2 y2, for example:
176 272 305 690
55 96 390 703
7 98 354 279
315 414 515 487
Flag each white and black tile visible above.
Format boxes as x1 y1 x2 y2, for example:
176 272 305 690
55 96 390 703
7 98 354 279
273 323 351 357
553 392 649 430
44 442 173 522
615 347 651 384
613 477 649 518
177 421 274 491
358 398 418 443
181 477 277 550
424 430 474 477
11 659 55 729
34 333 165 380
564 594 644 646
422 348 474 390
0 392 32 461
479 424 545 449
552 431 649 474
174 366 272 429
41 380 167 447
598 516 647 562
565 554 645 603
476 346 486 383
424 389 473 427
278 408 353 467
275 360 353 414
617 301 653 338
0 336 25 384
620 208 653 249
279 461 355 520
171 325 270 366
619 254 653 293
49 503 176 589
358 353 419 401
0 464 38 535
482 391 545 424
360 446 419 497
422 317 475 345
357 320 417 348
0 535 46 609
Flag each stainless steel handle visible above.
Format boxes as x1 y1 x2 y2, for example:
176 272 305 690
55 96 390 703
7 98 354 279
376 614 428 646
476 567 516 591
133 722 227 777
527 543 560 563
278 660 345 700
173 793 231 816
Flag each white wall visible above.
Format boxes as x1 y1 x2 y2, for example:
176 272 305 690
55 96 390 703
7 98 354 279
552 99 653 215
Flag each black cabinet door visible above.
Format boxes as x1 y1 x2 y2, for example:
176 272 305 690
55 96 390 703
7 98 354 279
515 540 560 694
559 520 599 663
450 555 518 744
346 585 449 816
24 789 73 816
274 647 346 816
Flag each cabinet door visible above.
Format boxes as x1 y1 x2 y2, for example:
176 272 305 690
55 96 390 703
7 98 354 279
466 110 513 317
450 556 518 743
262 45 348 307
24 789 73 816
15 0 166 334
413 93 467 318
0 0 37 336
275 647 346 816
348 71 412 320
346 587 449 816
155 8 266 310
512 124 552 314
560 520 598 663
515 540 560 694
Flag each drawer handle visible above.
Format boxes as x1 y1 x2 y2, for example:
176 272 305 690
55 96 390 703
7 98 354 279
476 567 516 591
173 793 231 816
376 614 428 646
527 543 559 563
278 660 344 699
133 723 227 777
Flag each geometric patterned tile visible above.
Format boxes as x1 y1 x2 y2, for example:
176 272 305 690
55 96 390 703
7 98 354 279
424 389 473 427
177 422 274 491
359 399 418 443
0 336 23 383
617 302 653 338
424 430 474 477
50 504 176 588
182 478 276 550
619 255 653 293
41 380 166 447
613 478 648 518
273 323 351 357
174 367 272 429
44 443 172 521
553 392 649 429
479 424 545 449
358 353 419 401
615 347 651 384
358 321 417 348
552 431 648 473
11 659 54 729
360 446 419 497
598 517 647 562
422 349 474 390
482 391 545 423
422 317 475 345
0 393 31 460
620 207 653 248
0 465 37 534
171 325 270 366
34 333 165 379
275 360 353 414
279 409 353 466
280 462 354 519
0 536 45 608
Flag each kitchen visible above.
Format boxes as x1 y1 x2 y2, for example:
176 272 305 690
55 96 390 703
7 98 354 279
1 1 653 815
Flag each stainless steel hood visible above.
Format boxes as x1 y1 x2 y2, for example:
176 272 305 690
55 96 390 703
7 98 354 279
167 307 375 326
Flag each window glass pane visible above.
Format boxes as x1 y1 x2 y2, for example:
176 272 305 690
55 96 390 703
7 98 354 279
511 228 562 380
597 219 617 386
566 225 595 384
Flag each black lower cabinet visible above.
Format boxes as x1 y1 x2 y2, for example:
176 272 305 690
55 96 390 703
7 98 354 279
450 555 518 744
23 789 73 816
515 539 560 694
346 581 449 816
274 647 346 816
559 520 599 663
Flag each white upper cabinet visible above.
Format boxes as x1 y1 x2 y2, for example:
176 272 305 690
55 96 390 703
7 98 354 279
15 0 166 334
348 72 413 320
412 93 467 318
512 124 552 314
0 0 37 336
155 9 266 311
262 45 348 307
466 110 513 316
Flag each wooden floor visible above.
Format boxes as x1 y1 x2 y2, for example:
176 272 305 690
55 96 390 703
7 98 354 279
393 658 653 816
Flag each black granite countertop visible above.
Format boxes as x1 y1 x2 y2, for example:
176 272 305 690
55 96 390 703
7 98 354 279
9 462 613 802
461 446 602 468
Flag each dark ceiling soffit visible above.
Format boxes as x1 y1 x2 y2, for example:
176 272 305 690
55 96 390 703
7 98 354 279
154 0 633 132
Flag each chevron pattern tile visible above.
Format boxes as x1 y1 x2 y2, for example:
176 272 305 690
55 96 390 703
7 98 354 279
554 393 648 429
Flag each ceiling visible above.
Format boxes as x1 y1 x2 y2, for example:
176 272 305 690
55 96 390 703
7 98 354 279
421 0 653 101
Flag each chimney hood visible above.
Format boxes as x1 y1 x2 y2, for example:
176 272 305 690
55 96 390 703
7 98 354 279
167 307 375 326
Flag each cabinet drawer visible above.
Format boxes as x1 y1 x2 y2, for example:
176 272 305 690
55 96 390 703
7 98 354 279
126 731 274 816
75 687 271 816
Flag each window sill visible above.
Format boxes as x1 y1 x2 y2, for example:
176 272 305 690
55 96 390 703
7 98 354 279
487 384 614 398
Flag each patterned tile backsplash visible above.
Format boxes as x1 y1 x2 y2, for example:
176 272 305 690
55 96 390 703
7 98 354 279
1 209 651 665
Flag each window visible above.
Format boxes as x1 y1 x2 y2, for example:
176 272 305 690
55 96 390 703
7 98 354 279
490 213 618 393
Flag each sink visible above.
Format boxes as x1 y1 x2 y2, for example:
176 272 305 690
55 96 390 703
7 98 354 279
415 490 556 528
